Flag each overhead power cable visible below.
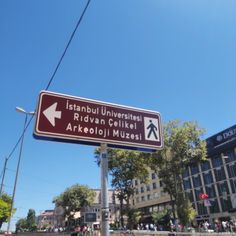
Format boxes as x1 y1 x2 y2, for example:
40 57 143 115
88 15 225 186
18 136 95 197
45 0 91 90
1 0 91 180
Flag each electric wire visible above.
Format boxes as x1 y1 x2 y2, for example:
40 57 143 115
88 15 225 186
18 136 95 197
0 0 92 190
1 0 91 163
45 0 91 90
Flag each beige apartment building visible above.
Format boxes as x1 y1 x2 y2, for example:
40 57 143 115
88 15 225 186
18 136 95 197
131 170 171 223
37 189 121 230
80 189 121 229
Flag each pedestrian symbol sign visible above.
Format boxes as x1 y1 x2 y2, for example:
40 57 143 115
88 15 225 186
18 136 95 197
144 117 160 141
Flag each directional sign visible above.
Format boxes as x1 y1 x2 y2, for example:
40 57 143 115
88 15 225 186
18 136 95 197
34 91 163 152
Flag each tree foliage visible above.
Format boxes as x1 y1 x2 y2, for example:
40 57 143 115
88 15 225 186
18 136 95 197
95 148 150 227
15 209 37 232
53 184 95 226
15 218 28 232
26 209 37 231
176 193 196 227
0 193 15 229
149 120 206 220
126 208 141 230
151 209 172 228
95 149 150 204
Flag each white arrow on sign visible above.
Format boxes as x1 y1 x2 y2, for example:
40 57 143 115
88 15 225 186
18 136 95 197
43 102 62 127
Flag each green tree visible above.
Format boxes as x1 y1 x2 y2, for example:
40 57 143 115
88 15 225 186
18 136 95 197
149 120 206 223
152 209 170 226
95 149 150 227
126 209 141 230
53 184 95 228
0 193 15 229
15 218 28 232
26 209 37 231
15 209 37 232
176 192 196 227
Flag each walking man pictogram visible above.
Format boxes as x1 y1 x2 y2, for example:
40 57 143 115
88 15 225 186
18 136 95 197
147 120 158 140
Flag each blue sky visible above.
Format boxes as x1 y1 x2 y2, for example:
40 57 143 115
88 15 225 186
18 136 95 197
1 0 236 231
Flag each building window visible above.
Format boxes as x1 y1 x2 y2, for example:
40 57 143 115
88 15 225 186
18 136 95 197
223 150 236 163
151 173 156 179
146 185 150 191
134 180 138 186
141 196 145 201
147 194 151 200
212 155 223 168
192 175 202 188
136 188 139 194
220 197 232 212
209 199 220 213
195 188 204 201
154 192 160 198
217 181 229 197
153 182 157 189
197 202 208 215
205 184 216 198
183 178 192 190
230 179 236 193
203 171 213 185
214 167 226 181
185 190 194 202
183 168 190 178
227 162 236 178
141 187 144 193
191 164 199 175
201 160 211 171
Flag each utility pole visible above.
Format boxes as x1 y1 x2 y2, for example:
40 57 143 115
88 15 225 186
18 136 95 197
100 143 109 236
7 107 34 234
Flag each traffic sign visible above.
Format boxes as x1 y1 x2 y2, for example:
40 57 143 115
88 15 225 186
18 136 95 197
84 213 97 223
34 91 163 152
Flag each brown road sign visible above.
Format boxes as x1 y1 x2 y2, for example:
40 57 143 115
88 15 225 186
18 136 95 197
34 91 163 152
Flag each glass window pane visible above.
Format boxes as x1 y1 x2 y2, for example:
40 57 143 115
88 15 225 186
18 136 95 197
214 167 226 181
185 190 194 202
220 197 232 212
217 181 229 196
227 163 236 178
151 173 156 179
193 175 202 188
197 202 208 215
223 150 236 163
183 178 192 190
191 164 199 175
203 171 213 185
209 199 220 213
205 184 216 198
212 155 223 168
230 179 236 193
201 160 211 171
195 188 203 201
183 168 190 178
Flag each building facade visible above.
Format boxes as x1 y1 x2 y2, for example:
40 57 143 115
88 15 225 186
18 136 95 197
80 189 121 229
131 124 236 225
37 189 121 230
183 124 236 223
131 170 171 222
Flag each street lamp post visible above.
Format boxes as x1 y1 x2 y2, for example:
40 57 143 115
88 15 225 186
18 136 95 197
0 157 9 196
7 107 34 234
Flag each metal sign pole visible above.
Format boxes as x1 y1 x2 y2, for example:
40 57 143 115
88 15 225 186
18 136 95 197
100 143 109 236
